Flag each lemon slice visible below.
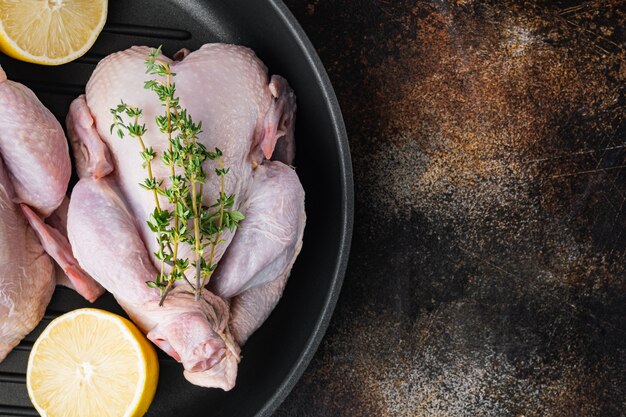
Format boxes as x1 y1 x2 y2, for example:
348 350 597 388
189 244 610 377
0 0 108 65
27 308 159 417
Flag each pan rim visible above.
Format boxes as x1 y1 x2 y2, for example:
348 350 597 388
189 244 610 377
253 1 354 416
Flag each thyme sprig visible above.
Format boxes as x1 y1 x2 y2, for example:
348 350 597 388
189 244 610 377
111 46 244 305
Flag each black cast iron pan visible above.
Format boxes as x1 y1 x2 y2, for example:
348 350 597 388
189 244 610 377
0 1 353 416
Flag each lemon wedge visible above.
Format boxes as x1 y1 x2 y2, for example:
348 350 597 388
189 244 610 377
0 0 107 65
27 308 159 417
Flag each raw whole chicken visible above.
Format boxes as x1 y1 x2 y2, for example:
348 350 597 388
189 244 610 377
0 66 102 361
66 44 305 390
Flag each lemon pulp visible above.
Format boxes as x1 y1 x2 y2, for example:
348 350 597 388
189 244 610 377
27 308 159 417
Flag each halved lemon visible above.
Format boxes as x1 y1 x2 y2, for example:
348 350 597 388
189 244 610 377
27 308 159 417
0 0 108 65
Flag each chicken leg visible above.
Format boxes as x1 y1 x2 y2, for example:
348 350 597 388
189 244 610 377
209 161 305 344
67 177 239 390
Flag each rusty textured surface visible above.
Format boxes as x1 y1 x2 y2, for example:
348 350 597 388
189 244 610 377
277 1 626 416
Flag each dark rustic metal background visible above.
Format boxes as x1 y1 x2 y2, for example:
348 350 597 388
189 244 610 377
278 1 626 415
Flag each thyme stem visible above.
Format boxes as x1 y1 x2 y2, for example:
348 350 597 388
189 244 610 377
159 281 174 306
190 161 203 300
201 157 227 288
134 117 161 212
163 65 183 292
